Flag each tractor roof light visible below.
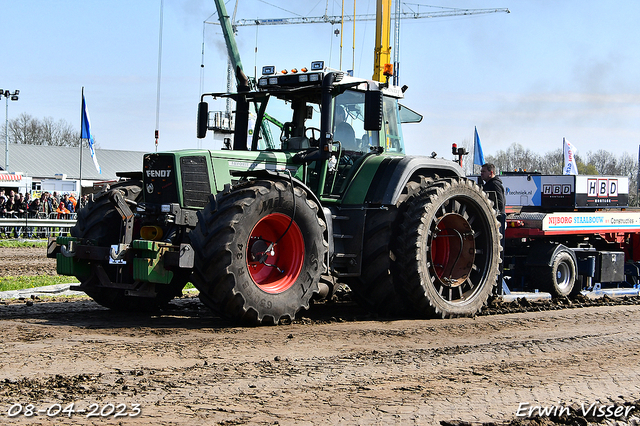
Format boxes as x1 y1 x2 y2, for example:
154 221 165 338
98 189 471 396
383 63 394 77
311 61 324 70
261 65 275 75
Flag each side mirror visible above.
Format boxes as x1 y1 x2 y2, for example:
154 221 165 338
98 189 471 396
197 102 208 139
364 90 383 131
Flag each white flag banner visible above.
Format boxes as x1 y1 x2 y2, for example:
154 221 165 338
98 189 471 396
563 138 578 175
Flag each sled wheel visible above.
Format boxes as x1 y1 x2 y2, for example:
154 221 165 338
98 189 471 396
529 249 578 297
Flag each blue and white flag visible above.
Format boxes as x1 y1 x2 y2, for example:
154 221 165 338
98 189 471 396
563 138 578 175
473 126 485 166
82 94 101 174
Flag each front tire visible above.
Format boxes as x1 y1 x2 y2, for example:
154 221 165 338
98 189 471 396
191 179 328 325
394 178 501 318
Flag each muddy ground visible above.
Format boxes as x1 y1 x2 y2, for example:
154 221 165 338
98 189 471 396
0 246 58 277
1 246 640 425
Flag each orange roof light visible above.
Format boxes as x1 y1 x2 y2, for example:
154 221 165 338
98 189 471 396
281 69 288 74
301 67 308 72
291 68 298 73
383 63 393 77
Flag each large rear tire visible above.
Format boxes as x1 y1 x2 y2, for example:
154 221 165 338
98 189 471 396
346 175 433 317
344 209 410 316
191 179 328 325
71 181 187 311
394 177 501 318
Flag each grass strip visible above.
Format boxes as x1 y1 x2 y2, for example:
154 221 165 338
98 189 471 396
0 275 196 292
0 275 78 292
0 239 48 248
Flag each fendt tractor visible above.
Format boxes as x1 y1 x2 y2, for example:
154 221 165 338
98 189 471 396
48 61 503 325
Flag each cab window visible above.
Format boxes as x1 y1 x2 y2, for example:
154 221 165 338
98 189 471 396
253 97 321 151
333 90 379 154
382 97 404 153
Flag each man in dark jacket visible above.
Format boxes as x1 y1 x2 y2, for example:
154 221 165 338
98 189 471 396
480 163 505 221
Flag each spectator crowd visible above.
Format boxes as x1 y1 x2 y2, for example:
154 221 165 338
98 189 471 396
0 189 91 219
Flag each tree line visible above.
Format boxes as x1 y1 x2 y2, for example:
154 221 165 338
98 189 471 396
1 113 82 147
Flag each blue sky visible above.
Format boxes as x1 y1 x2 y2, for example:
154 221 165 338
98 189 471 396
1 0 639 162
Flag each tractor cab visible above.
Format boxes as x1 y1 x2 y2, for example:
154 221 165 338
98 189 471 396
197 60 422 200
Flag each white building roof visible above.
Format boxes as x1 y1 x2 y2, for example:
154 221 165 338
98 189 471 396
2 144 147 180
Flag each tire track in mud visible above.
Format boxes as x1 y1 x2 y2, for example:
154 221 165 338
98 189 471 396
3 301 640 424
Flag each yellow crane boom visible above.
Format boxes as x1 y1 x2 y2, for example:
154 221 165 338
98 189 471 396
373 0 392 82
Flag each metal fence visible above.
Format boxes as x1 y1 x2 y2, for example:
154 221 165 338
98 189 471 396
0 213 77 239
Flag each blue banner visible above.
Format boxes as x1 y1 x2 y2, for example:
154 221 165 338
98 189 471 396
81 94 101 174
473 126 485 166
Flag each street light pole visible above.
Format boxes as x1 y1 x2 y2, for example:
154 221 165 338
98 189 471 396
0 89 20 172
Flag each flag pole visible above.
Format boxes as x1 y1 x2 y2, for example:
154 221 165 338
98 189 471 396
562 137 564 174
79 87 84 199
473 127 476 175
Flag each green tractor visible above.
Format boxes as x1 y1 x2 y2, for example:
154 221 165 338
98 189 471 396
49 61 501 325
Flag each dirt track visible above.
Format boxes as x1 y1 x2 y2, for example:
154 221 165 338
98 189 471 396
0 246 58 277
1 247 640 425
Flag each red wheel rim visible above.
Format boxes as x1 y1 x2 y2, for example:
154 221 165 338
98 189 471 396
430 213 475 287
247 213 304 294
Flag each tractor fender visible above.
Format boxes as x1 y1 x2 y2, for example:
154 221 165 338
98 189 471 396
364 156 463 205
526 243 577 268
230 169 326 223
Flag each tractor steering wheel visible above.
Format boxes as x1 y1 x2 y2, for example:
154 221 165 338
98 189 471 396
305 127 321 146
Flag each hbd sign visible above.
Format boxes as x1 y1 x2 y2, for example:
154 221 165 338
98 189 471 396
542 184 572 196
587 179 618 198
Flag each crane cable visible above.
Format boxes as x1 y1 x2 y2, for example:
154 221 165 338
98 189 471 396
352 0 356 74
339 0 344 70
155 0 164 152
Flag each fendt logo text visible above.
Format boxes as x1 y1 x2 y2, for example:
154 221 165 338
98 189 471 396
146 170 172 178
